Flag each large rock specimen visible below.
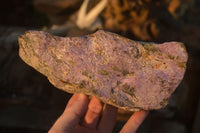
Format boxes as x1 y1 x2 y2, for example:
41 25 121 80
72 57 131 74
18 30 188 111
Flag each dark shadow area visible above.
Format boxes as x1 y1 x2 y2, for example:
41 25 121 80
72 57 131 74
0 0 200 133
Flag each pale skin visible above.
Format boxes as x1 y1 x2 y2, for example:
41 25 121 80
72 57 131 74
49 93 148 133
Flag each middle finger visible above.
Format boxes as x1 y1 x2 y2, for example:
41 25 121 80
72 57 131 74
82 96 104 129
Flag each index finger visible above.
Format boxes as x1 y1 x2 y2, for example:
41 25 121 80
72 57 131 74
120 110 149 133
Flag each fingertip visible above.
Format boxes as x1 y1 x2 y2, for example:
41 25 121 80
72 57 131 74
120 110 149 133
135 110 149 119
78 93 89 101
65 93 89 115
65 93 89 110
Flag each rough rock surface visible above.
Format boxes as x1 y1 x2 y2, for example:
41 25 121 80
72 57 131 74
18 30 188 111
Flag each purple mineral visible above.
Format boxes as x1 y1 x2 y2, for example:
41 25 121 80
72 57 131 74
18 30 188 111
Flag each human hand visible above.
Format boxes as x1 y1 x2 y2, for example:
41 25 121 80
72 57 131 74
48 93 148 133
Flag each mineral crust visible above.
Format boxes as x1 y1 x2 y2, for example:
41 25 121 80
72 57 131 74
18 30 188 111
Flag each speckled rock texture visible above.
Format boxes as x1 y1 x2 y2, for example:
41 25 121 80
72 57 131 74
18 30 188 111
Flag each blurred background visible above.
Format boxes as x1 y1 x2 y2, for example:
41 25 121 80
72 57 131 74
0 0 200 132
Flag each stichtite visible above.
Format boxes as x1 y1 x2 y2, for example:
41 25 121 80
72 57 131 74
18 30 188 111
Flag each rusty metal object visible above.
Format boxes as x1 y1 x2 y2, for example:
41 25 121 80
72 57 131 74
18 30 188 111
